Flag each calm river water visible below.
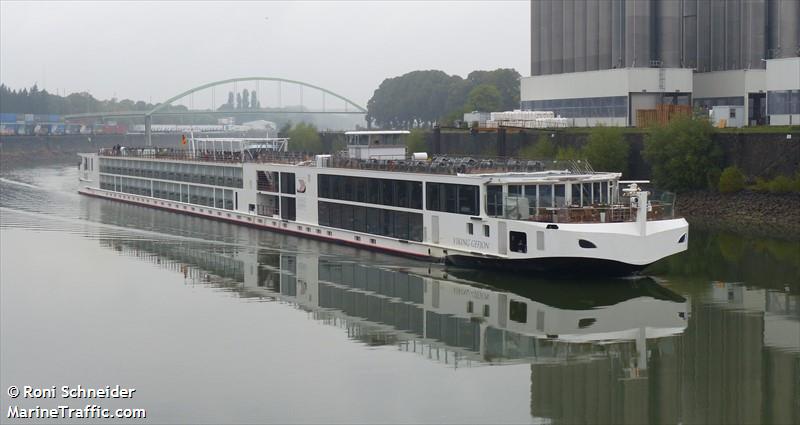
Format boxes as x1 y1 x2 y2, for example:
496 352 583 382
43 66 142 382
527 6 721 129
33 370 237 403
1 163 798 424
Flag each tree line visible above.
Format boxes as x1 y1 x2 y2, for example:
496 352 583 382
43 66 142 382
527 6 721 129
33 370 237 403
0 84 271 116
0 84 175 116
366 68 520 128
217 89 261 111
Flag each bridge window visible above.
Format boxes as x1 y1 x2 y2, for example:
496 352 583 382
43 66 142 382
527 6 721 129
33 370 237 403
554 184 566 207
486 185 503 216
582 183 592 206
539 184 553 208
509 300 527 323
593 182 601 204
510 231 527 253
524 185 537 215
571 183 581 206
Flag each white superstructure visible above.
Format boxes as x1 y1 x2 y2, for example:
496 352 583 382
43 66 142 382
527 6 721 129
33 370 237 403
78 131 688 276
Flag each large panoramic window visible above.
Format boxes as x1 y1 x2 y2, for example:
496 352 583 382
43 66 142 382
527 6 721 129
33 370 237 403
426 182 479 216
99 159 243 188
318 174 422 209
318 201 423 242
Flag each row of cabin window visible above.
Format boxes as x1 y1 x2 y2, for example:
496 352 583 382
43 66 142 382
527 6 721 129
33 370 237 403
317 282 426 336
256 171 295 194
99 175 235 210
318 174 423 210
486 182 613 216
99 159 243 188
426 183 480 216
318 201 424 242
425 310 481 351
318 260 426 304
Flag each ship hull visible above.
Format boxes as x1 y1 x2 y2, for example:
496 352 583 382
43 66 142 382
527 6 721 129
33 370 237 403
445 255 649 277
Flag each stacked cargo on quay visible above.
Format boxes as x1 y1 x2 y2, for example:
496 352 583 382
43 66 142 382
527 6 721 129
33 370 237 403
78 131 688 276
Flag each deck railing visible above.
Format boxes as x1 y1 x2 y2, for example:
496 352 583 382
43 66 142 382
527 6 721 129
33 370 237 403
488 192 676 223
97 147 597 176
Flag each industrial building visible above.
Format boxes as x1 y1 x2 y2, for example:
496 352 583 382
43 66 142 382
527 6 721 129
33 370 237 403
521 0 800 127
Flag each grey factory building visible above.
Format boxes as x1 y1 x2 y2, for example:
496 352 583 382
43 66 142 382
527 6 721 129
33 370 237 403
521 0 800 127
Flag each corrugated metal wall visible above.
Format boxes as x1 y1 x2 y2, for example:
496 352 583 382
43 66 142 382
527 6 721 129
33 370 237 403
530 0 539 76
586 0 599 71
599 0 613 69
574 0 587 72
530 0 799 76
563 0 575 73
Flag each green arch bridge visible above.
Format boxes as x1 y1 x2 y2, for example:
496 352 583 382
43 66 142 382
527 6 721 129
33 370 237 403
63 77 367 145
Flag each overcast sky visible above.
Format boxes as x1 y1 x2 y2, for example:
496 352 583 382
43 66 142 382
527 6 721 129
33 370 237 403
0 1 529 109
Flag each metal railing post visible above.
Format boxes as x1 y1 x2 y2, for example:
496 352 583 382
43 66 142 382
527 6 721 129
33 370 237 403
145 115 152 147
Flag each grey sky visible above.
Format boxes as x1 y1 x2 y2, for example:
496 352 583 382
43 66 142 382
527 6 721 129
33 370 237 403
0 1 529 109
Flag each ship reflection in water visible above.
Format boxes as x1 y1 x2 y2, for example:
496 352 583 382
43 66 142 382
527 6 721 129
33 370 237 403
100 238 688 366
100 237 799 424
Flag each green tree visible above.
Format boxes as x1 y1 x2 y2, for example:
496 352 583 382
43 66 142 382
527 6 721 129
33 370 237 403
464 68 520 111
242 89 250 109
278 121 292 137
718 166 745 193
288 122 321 152
366 68 521 128
367 70 460 128
518 134 556 159
643 115 721 191
556 146 581 160
440 106 469 127
405 129 427 153
583 126 629 174
465 84 501 112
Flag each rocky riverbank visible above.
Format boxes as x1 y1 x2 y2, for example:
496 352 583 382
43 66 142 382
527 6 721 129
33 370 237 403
677 190 800 240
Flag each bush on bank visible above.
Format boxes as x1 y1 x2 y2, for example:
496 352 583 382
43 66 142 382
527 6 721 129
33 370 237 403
583 126 629 176
518 127 629 172
752 172 800 193
718 166 746 193
643 115 722 192
519 134 556 159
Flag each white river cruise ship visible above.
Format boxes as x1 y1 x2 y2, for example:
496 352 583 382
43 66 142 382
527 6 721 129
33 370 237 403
78 130 688 276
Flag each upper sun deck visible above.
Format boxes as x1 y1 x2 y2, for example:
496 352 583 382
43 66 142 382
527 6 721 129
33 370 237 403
94 146 609 180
